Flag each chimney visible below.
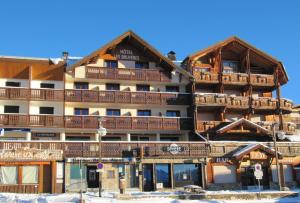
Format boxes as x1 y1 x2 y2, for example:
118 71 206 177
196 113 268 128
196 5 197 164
62 51 69 61
167 51 176 61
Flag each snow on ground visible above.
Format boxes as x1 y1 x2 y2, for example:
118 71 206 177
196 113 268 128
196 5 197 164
0 191 300 203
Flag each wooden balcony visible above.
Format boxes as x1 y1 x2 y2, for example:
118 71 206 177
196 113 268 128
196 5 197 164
280 98 293 112
0 87 64 101
252 97 277 110
258 121 296 135
65 90 189 105
85 67 171 82
0 141 208 159
222 73 248 85
196 121 222 132
65 116 190 131
250 74 275 87
194 72 219 84
195 94 249 109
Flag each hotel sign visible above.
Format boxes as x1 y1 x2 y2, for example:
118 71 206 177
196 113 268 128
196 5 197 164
115 49 140 61
0 147 63 161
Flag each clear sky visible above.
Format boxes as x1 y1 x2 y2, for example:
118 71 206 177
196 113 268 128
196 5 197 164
1 0 299 103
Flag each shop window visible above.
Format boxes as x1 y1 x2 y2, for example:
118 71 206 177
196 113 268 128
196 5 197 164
137 110 151 116
136 84 150 91
166 86 179 92
39 107 54 115
4 105 19 113
213 165 236 184
22 166 38 184
106 109 120 116
0 166 18 184
40 83 55 89
107 170 115 179
74 82 89 90
74 108 89 115
174 164 200 187
156 164 171 188
106 83 120 91
5 81 20 87
70 164 86 179
104 60 118 68
166 110 180 117
135 61 149 69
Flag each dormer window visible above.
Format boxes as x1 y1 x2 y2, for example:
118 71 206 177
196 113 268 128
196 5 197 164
135 61 149 69
104 60 118 68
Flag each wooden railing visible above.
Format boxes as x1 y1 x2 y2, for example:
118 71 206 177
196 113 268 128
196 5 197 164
252 97 277 110
195 94 248 109
258 121 297 135
196 121 222 132
65 90 190 105
0 87 64 101
193 72 219 83
0 114 191 130
280 98 293 112
0 141 208 158
222 73 248 85
0 184 38 193
250 74 275 86
85 67 171 82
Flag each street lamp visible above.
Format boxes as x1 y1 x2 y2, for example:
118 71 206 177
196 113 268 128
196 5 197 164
272 123 286 191
98 117 107 197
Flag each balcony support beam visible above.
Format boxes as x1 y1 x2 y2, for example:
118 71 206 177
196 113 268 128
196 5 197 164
275 66 284 131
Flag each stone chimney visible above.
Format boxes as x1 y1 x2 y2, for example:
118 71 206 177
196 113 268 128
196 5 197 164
167 51 176 61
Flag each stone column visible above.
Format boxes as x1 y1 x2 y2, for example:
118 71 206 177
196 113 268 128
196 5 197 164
60 132 66 141
95 133 99 141
26 132 31 141
127 133 131 142
156 133 160 141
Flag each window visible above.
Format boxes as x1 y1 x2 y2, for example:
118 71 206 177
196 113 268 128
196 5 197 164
104 60 118 68
74 82 88 90
140 137 150 141
174 164 200 187
135 61 149 69
166 110 180 117
66 136 91 141
156 164 171 188
5 81 20 87
70 164 86 179
102 137 122 141
74 108 89 115
160 136 179 141
136 84 150 91
131 136 150 141
0 166 18 184
106 109 120 116
4 105 19 113
106 83 120 91
39 107 54 115
40 83 55 89
166 86 179 92
223 61 240 73
137 110 151 116
22 166 38 184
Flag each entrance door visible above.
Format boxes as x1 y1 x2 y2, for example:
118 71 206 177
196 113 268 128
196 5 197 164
241 166 269 189
86 166 99 188
143 164 154 191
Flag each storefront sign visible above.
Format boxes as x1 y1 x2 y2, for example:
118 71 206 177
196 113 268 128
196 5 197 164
165 143 185 155
115 49 140 61
213 157 231 163
0 147 63 161
250 151 268 160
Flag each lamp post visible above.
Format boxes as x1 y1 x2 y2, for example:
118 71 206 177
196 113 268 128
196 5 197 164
97 117 107 197
272 123 285 191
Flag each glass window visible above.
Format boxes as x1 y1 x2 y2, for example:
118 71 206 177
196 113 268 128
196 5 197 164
102 136 121 141
74 82 89 90
140 137 150 141
66 136 91 141
106 83 120 91
106 109 120 116
70 164 86 179
4 105 19 113
104 60 118 68
6 81 20 87
160 136 179 141
39 107 54 114
156 164 171 188
22 166 38 184
166 110 180 117
135 61 149 69
74 108 89 115
136 85 150 92
223 61 240 73
0 166 18 184
174 164 200 187
166 86 179 92
40 83 55 89
137 110 151 116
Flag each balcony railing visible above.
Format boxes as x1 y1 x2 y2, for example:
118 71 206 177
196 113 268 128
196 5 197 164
196 121 222 132
65 90 189 105
280 98 293 112
0 114 191 130
222 73 248 85
195 94 249 109
250 74 275 86
252 97 277 110
0 141 208 158
258 121 296 135
0 87 64 101
193 72 219 84
85 67 171 82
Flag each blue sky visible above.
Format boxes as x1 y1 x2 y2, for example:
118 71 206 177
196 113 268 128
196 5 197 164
1 0 299 103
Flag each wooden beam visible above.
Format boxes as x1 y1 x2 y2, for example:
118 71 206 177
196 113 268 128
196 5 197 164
38 164 44 193
275 66 284 130
51 161 57 193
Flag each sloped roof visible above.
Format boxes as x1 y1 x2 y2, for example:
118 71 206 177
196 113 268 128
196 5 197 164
233 143 283 160
183 36 288 84
216 118 272 135
68 30 177 72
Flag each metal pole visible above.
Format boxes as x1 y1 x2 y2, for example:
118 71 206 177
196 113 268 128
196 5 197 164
80 159 83 202
273 124 282 191
99 133 102 197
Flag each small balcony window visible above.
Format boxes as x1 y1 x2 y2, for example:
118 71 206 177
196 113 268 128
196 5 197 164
106 83 120 91
137 110 151 116
39 107 54 115
5 81 20 87
166 110 180 117
166 86 179 92
135 61 149 69
136 84 150 92
4 105 19 113
104 60 118 68
223 61 240 73
40 83 55 89
74 108 89 115
74 82 89 90
106 109 120 116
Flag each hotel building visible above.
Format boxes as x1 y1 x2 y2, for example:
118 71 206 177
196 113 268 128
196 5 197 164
0 31 299 193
